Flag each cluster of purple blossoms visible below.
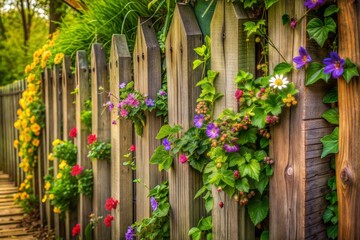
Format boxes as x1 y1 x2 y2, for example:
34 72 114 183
159 90 167 96
105 101 115 112
117 93 140 118
206 123 220 139
224 144 240 153
150 197 158 211
119 82 126 89
125 226 136 240
194 114 205 128
265 115 279 125
162 138 171 151
145 98 155 107
304 0 325 9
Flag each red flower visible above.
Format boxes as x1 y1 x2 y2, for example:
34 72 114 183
72 223 80 236
71 164 84 176
69 127 77 139
105 197 119 211
129 145 136 152
179 154 188 164
104 214 114 227
87 134 97 144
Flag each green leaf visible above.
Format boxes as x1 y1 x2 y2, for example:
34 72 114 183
156 125 172 139
282 14 290 25
327 224 338 239
260 231 269 240
198 216 212 231
305 62 330 86
156 202 170 217
321 127 339 158
239 159 260 181
254 174 269 194
194 185 208 199
307 17 336 47
149 145 173 171
343 58 359 83
85 223 93 240
205 197 213 212
238 128 258 145
235 178 250 192
265 0 278 9
243 0 258 8
247 196 269 225
188 227 202 240
260 138 269 148
243 20 266 38
235 70 254 83
274 62 293 75
323 87 338 103
193 59 203 70
194 45 206 56
324 5 339 17
328 176 336 191
206 233 213 240
222 171 235 187
322 108 339 125
323 208 334 223
252 108 266 128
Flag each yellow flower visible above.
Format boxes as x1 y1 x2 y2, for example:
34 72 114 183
24 135 31 143
28 148 33 153
27 74 35 83
54 207 61 213
54 53 64 65
33 50 41 59
13 193 21 200
24 64 32 73
48 153 54 161
25 108 31 117
49 194 55 200
32 139 40 147
45 181 51 190
59 160 67 170
26 174 33 180
42 195 47 203
25 184 30 189
52 139 63 147
17 109 23 115
13 140 19 148
30 123 41 133
20 192 29 200
56 173 63 179
30 116 36 124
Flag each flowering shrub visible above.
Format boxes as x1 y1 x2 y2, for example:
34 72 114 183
87 134 111 161
13 174 37 213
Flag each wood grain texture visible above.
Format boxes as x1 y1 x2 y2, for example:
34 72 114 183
109 35 133 240
62 56 78 240
133 17 163 221
166 4 204 239
91 43 111 240
337 1 360 239
210 1 256 238
268 0 306 239
75 51 92 239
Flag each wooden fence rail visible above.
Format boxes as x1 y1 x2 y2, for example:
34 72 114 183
0 1 337 239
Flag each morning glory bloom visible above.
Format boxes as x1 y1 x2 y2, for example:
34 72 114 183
145 98 155 107
162 138 171 151
206 123 220 139
194 114 205 128
125 226 135 240
323 51 345 79
119 82 126 89
150 197 158 211
293 47 312 69
304 0 325 9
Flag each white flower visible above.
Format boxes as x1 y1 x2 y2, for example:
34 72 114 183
269 74 289 90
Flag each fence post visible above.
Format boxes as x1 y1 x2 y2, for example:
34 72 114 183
91 43 111 240
62 55 78 239
337 1 360 239
75 50 92 239
210 1 256 239
109 34 133 239
133 17 163 220
166 4 204 238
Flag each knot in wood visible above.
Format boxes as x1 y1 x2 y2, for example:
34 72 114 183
340 168 353 185
286 167 293 176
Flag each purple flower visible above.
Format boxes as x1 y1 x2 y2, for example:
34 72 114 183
125 93 140 107
304 0 325 9
323 52 345 79
194 114 205 128
112 120 117 125
150 197 158 211
293 47 312 69
206 123 220 139
162 138 171 151
159 90 167 96
145 98 155 107
290 18 297 29
106 101 114 112
224 144 240 153
125 226 135 240
119 82 126 89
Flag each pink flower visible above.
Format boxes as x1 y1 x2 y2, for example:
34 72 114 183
129 145 136 152
120 108 128 117
72 223 80 236
105 197 119 211
104 214 114 227
71 164 83 176
69 127 77 139
87 134 97 144
179 154 188 164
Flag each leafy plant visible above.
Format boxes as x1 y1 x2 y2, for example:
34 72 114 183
88 141 111 161
188 216 212 240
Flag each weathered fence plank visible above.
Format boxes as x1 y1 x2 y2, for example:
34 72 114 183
337 1 360 239
166 4 204 239
109 34 133 239
75 51 92 238
268 0 306 239
133 17 163 221
210 1 256 238
91 43 111 240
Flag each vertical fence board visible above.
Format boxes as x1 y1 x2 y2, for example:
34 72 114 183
110 34 133 239
210 1 256 239
268 0 306 239
75 51 92 238
337 1 360 239
0 87 3 172
166 4 204 239
133 17 163 220
91 43 111 240
44 68 55 229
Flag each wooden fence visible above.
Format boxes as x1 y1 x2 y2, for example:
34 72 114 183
0 1 338 239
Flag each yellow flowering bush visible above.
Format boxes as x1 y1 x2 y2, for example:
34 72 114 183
13 175 37 213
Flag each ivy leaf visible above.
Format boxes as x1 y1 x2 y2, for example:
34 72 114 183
156 125 172 139
239 159 260 181
150 145 173 171
324 5 339 17
260 138 269 148
247 196 269 225
320 127 339 158
326 224 338 239
322 108 339 125
194 185 207 199
237 128 258 145
254 174 269 195
156 202 170 217
252 108 266 128
222 170 235 187
343 58 359 83
323 208 334 223
323 87 338 103
274 62 293 75
194 45 206 57
243 0 258 8
260 231 270 240
328 176 336 191
305 62 330 86
307 17 336 47
198 216 212 231
243 20 266 38
235 70 254 83
193 59 203 70
265 0 278 9
188 227 202 240
205 196 213 213
235 178 250 192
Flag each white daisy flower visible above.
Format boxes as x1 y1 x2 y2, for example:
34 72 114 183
269 74 289 90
